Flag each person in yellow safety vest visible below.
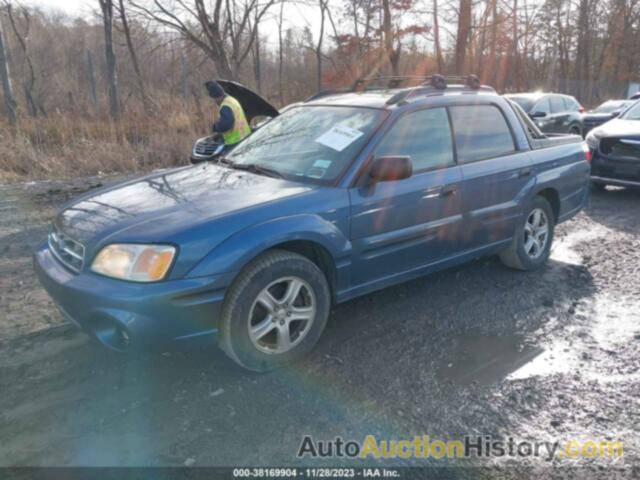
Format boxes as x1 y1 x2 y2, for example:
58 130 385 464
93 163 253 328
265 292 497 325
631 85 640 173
205 80 251 148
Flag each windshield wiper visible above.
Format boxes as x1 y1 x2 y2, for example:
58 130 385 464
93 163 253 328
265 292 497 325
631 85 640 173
227 162 284 179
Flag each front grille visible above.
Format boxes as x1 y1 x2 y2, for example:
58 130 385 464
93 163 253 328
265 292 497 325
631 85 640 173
193 137 222 156
48 226 85 272
600 138 640 160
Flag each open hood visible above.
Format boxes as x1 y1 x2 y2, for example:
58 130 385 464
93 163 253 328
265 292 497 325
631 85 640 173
217 80 279 122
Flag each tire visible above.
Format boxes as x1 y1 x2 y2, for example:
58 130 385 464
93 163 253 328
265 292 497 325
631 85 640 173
219 250 331 371
499 196 555 271
569 125 582 136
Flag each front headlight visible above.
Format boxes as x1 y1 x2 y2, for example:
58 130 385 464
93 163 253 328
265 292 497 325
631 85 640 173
586 131 600 150
91 244 176 282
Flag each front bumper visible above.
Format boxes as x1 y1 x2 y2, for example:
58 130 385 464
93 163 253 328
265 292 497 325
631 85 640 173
34 242 235 351
591 175 640 188
591 150 640 188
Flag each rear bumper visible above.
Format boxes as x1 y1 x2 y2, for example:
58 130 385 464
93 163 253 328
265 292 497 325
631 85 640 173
33 242 235 351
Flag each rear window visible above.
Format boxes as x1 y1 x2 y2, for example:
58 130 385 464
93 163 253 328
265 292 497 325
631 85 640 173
449 105 516 164
560 96 580 111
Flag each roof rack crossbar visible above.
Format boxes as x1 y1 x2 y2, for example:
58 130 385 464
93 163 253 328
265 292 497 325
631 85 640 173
304 73 493 104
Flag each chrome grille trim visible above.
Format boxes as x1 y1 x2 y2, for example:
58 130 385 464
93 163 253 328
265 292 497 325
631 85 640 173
48 226 85 272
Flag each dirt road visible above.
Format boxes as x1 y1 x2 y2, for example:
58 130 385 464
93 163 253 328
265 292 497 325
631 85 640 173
0 178 639 475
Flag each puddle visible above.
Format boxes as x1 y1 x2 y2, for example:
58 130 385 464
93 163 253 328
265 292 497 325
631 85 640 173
437 333 543 387
508 340 575 380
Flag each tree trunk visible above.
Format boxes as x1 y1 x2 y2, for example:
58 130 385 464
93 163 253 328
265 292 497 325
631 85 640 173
455 0 472 74
86 50 98 110
433 0 444 72
0 16 17 125
6 5 37 117
98 0 119 119
510 0 519 90
277 1 284 105
253 8 262 94
381 0 400 76
316 0 327 91
488 0 498 84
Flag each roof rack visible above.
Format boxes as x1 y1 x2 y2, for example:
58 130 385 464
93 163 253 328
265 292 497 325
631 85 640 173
304 74 494 103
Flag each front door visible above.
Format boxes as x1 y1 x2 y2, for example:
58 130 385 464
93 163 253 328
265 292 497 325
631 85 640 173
349 107 464 286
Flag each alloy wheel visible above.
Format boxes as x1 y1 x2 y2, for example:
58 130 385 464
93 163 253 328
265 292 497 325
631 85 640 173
248 276 316 354
524 208 549 259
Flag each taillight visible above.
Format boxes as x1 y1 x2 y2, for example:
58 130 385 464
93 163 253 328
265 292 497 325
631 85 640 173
579 106 585 113
582 142 591 164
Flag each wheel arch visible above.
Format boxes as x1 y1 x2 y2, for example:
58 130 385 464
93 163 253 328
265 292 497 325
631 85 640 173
265 240 338 303
535 187 560 223
187 214 350 301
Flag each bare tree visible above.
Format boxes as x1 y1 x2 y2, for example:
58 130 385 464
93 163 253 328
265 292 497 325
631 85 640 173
117 0 154 113
130 0 278 80
98 0 120 119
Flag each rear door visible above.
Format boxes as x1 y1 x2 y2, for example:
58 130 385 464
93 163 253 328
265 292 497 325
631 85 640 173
549 95 570 133
349 107 463 286
450 104 533 251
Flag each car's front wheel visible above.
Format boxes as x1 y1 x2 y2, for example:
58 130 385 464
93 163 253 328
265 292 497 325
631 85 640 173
219 250 330 371
499 196 555 271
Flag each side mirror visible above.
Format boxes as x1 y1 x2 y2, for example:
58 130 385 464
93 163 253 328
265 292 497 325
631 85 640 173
530 111 547 119
369 156 412 183
611 110 621 118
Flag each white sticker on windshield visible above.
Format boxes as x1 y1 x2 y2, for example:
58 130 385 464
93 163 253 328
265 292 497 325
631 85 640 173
313 159 332 168
315 125 364 152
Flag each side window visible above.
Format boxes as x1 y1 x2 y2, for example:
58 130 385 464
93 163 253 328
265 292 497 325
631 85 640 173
534 97 551 114
375 108 454 172
550 96 565 113
449 105 516 164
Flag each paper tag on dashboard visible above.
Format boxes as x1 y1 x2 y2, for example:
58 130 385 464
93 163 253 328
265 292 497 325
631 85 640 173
315 125 364 151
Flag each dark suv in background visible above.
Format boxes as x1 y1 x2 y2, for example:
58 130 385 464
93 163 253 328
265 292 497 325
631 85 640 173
505 93 584 136
582 99 633 135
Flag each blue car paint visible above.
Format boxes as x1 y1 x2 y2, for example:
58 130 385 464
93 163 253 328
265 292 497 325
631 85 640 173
34 91 590 351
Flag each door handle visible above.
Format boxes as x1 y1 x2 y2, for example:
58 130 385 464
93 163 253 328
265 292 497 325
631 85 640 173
440 184 458 197
518 167 532 178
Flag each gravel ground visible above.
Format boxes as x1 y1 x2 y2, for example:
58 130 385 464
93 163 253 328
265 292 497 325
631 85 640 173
0 178 639 478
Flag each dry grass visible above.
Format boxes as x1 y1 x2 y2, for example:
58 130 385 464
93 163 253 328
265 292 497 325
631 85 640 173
0 99 211 183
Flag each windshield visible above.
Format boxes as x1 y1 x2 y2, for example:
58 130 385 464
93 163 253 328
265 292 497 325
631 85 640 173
226 105 384 183
506 96 536 112
593 100 630 113
621 101 640 120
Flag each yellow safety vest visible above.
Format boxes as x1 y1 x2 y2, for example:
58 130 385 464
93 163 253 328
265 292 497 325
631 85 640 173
220 95 251 145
